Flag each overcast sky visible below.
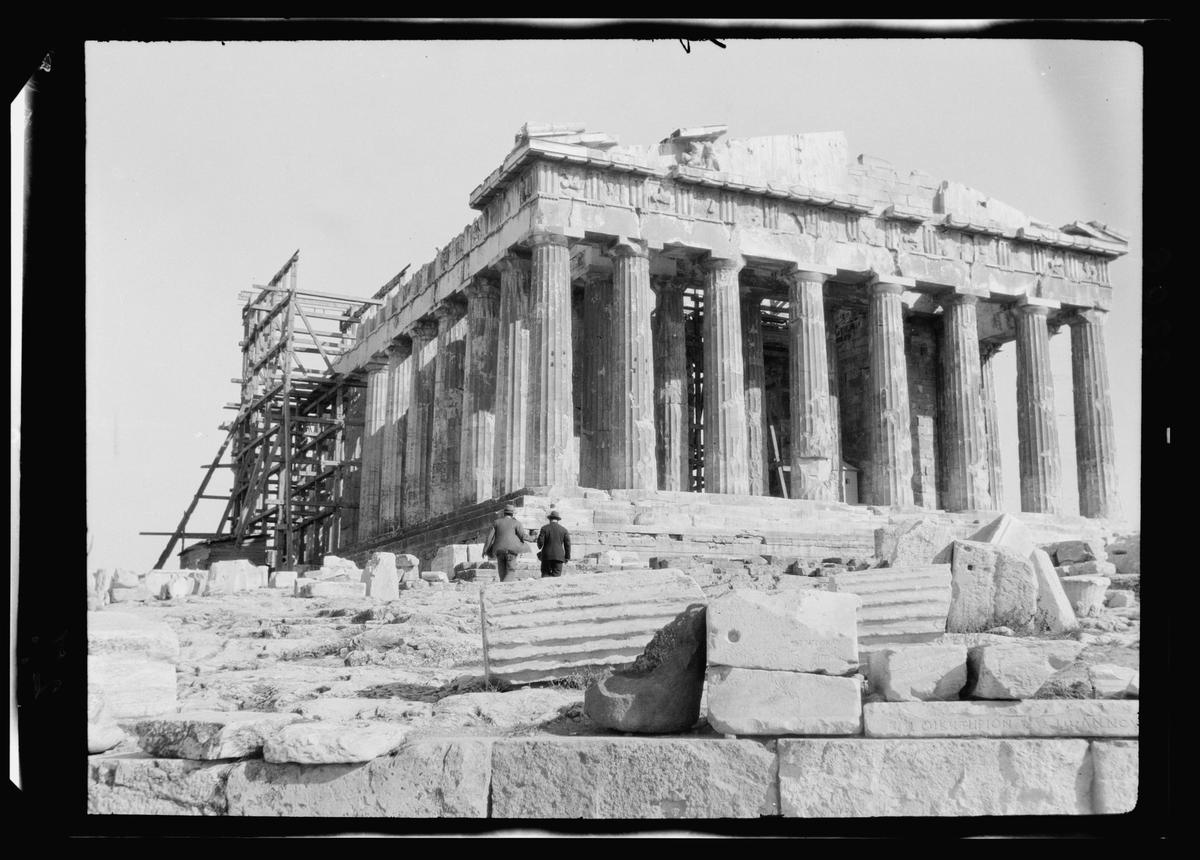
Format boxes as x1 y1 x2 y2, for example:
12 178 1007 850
82 37 1142 571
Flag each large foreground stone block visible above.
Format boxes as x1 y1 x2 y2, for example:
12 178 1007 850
867 643 967 701
132 711 302 760
481 569 705 685
969 640 1085 699
947 540 1038 633
87 612 180 662
706 667 862 735
490 738 778 818
1092 740 1139 813
863 700 1139 737
706 588 859 674
87 655 177 720
778 739 1092 816
225 738 493 817
88 754 236 815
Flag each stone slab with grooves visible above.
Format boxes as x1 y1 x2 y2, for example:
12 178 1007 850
778 738 1091 817
863 699 1139 737
705 666 862 735
829 565 951 648
489 738 778 819
481 569 705 685
706 588 859 675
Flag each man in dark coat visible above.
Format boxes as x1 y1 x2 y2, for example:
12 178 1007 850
482 505 533 583
536 510 571 578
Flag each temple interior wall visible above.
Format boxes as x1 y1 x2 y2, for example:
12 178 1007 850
905 316 942 510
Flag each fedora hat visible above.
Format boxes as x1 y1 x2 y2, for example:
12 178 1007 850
547 510 562 520
502 505 515 515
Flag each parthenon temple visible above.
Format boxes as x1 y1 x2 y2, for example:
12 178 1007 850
171 123 1128 571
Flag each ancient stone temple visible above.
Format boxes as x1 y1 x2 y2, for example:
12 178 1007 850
321 123 1127 563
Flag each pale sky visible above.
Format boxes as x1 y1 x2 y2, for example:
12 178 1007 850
83 37 1143 571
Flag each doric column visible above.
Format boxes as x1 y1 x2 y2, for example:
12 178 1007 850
1068 309 1121 519
741 292 769 496
1014 300 1062 514
867 278 915 507
786 269 837 500
428 300 467 517
607 239 657 490
357 354 389 539
494 255 531 495
526 232 578 488
581 272 612 489
980 341 1005 510
460 278 500 505
826 306 844 501
702 256 750 495
402 319 438 525
940 293 991 512
652 276 689 492
339 385 364 546
379 339 412 531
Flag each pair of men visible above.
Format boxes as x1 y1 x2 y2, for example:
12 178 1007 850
481 505 570 582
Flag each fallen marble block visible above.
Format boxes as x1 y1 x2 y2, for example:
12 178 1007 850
969 513 1036 558
88 754 236 815
947 540 1038 634
1105 589 1136 608
1060 576 1110 617
863 699 1139 737
867 643 967 702
297 580 367 599
829 565 951 647
269 570 298 589
705 666 862 736
1092 740 1139 813
262 720 410 764
968 639 1085 699
362 552 399 600
1029 548 1080 634
133 711 302 760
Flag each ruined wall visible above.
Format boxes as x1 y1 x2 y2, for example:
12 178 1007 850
905 316 941 509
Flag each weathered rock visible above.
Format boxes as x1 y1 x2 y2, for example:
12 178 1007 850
875 518 960 567
394 553 421 571
1106 534 1139 576
362 552 399 600
254 565 270 587
87 655 177 719
292 697 435 723
262 720 409 764
432 688 578 729
111 569 141 590
431 544 482 576
1060 576 1110 617
226 738 493 817
269 570 298 589
828 565 951 647
89 754 236 815
481 569 706 685
1061 560 1117 578
161 575 192 601
947 540 1038 634
110 585 153 603
89 721 128 755
291 577 314 596
490 738 778 818
133 711 302 760
968 640 1086 699
868 643 967 702
863 699 1139 737
705 589 859 675
297 580 366 599
1092 740 1138 813
1105 589 1136 608
88 612 180 661
584 604 706 733
970 513 1036 558
1050 540 1099 565
706 666 862 735
1029 548 1080 634
420 570 449 583
779 739 1091 816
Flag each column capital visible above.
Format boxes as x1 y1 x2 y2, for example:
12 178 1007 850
409 317 439 341
432 298 467 325
650 274 685 294
464 276 500 302
702 254 744 272
980 340 1005 361
607 237 649 259
386 337 412 359
940 291 980 309
1015 295 1061 315
1065 307 1109 327
783 263 837 284
529 231 569 248
364 352 390 371
495 254 531 276
868 273 916 295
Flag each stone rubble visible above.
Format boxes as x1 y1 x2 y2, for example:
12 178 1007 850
968 640 1086 700
132 711 302 760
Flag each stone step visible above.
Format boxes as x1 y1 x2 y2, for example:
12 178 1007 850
858 600 951 623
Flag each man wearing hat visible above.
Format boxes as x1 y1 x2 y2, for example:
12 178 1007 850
482 504 533 583
535 510 571 578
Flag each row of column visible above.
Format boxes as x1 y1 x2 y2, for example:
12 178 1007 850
355 237 1122 539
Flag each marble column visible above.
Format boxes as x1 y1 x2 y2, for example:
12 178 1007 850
867 279 915 507
741 292 769 496
702 257 750 495
460 279 501 505
357 356 389 540
429 300 467 517
379 339 412 531
581 272 613 489
1015 301 1062 514
652 276 689 492
494 255 531 495
340 385 364 546
940 294 991 512
402 319 438 525
786 270 837 500
526 232 578 488
980 341 1005 510
825 306 844 501
1069 309 1121 519
607 240 657 490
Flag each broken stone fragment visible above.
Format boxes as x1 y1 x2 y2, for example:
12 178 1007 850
1059 576 1110 617
262 720 410 764
947 540 1038 634
269 570 298 589
1106 589 1136 608
967 640 1085 700
133 711 302 760
1049 540 1101 565
420 570 449 583
584 603 707 734
867 643 967 702
1029 548 1079 634
969 513 1036 558
875 518 960 567
706 666 863 735
297 580 367 599
362 552 399 600
706 589 859 675
394 554 421 571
